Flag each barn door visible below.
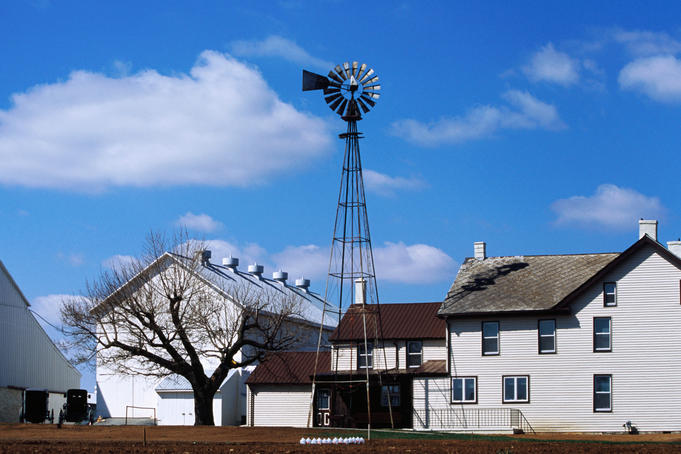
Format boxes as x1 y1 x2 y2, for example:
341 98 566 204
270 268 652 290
316 389 331 427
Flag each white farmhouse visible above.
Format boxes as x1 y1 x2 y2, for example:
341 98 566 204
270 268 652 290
417 219 681 433
0 260 80 422
95 250 334 425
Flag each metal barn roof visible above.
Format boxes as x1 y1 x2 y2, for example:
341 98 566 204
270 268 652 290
245 351 330 385
329 302 445 341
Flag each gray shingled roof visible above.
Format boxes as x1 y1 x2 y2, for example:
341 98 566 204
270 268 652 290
439 253 619 316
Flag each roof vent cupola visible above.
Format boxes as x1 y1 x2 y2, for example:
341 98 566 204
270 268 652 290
248 263 264 279
273 270 288 284
222 256 239 270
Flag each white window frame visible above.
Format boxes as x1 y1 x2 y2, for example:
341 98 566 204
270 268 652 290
594 317 612 352
357 342 373 369
603 282 617 307
538 319 556 354
380 384 400 407
594 375 612 412
502 376 529 403
407 340 423 368
451 377 477 403
482 321 499 356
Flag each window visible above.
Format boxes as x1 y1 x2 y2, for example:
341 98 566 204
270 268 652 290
503 376 529 403
603 282 617 307
381 385 400 407
594 375 612 412
357 342 373 369
317 389 330 410
538 319 556 354
594 317 611 352
407 341 422 368
451 377 477 403
482 321 499 355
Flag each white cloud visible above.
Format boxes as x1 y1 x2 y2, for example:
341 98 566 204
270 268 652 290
31 294 69 328
619 55 681 102
102 254 137 270
230 35 332 71
204 239 269 269
363 169 426 196
391 90 564 146
271 244 329 280
551 184 665 229
522 43 580 85
0 50 331 191
176 212 223 233
374 242 458 284
271 241 456 285
613 29 681 56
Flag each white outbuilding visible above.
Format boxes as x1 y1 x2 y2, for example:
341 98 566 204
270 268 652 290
0 260 81 422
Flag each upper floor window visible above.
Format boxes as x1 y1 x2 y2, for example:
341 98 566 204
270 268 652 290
538 319 556 354
594 375 612 412
482 321 499 355
603 282 617 307
594 317 612 352
451 377 477 403
357 342 373 369
503 376 529 403
381 385 400 407
407 341 423 368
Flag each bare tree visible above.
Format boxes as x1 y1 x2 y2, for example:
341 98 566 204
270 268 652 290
61 231 308 425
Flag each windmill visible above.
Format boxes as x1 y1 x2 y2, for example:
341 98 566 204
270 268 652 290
303 62 391 436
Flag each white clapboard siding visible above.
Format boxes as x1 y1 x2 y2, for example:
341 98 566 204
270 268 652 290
332 343 401 371
437 244 681 432
248 384 311 427
412 377 450 429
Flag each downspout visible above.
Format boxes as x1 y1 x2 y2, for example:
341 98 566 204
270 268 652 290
393 342 399 370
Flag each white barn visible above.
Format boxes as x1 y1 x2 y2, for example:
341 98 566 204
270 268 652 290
0 260 80 422
95 251 334 425
417 220 681 433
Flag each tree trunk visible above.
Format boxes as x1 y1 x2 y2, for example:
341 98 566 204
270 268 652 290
193 386 217 426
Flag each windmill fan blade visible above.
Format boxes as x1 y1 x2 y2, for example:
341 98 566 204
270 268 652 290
302 70 330 91
328 71 344 84
360 68 374 83
364 75 379 85
334 65 347 80
328 96 344 111
325 93 342 104
324 86 341 95
363 84 381 91
360 94 376 107
336 98 348 115
351 61 359 77
343 62 351 79
357 97 371 113
357 63 367 80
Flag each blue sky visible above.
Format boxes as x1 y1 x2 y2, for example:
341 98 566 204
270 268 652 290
3 1 681 389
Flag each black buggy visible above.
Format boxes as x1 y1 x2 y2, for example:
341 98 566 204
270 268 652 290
58 389 95 427
20 389 54 424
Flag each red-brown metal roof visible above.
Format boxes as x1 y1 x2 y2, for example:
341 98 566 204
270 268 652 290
246 351 330 385
329 302 445 341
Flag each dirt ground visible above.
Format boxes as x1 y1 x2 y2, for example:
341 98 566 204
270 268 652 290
1 424 681 453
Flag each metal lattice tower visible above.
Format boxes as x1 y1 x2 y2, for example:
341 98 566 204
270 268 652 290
302 62 391 436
